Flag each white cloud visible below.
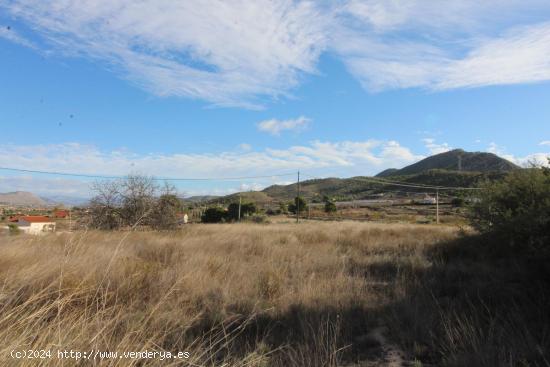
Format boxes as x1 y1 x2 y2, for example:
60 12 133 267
334 1 550 92
422 138 452 155
257 116 311 136
437 22 550 90
0 25 36 49
0 140 422 196
487 142 550 167
3 1 550 105
540 141 550 146
238 143 252 151
0 0 329 108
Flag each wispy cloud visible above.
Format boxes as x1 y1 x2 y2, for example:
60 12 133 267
422 138 452 155
335 1 550 92
257 116 311 136
0 0 329 108
540 141 550 146
2 1 550 105
487 142 550 167
0 24 36 49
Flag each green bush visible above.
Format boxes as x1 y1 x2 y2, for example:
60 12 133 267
227 202 257 221
288 196 308 214
450 197 465 207
249 214 269 224
201 207 227 223
324 196 337 213
468 166 550 252
8 224 20 235
265 208 281 216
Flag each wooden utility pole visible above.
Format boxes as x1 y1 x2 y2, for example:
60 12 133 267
238 194 242 221
436 188 440 224
296 171 300 223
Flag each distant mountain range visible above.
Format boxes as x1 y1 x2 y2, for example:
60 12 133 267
0 191 48 207
201 149 520 204
0 191 89 207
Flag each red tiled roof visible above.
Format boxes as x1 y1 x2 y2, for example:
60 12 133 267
18 216 54 223
54 210 69 218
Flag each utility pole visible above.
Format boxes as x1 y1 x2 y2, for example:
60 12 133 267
436 188 440 224
296 171 300 223
238 194 242 221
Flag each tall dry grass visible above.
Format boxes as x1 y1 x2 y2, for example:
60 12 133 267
0 222 547 366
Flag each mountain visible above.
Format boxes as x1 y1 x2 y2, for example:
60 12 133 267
0 191 48 207
225 149 520 204
206 192 274 206
375 168 399 178
182 195 220 204
376 149 519 177
40 195 90 207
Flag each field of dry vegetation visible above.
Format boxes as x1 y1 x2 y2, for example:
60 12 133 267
0 221 548 366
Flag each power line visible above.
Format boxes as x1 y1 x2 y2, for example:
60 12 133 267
0 166 296 182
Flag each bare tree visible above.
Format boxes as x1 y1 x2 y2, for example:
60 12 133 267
88 175 186 230
88 180 123 230
120 174 158 226
150 182 184 230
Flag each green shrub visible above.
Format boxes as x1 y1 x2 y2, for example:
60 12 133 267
288 196 308 214
201 207 227 223
468 166 550 252
324 197 337 213
227 202 257 221
451 197 465 207
265 208 281 216
249 215 269 224
8 224 20 235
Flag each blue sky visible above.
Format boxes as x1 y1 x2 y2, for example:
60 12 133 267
1 0 550 197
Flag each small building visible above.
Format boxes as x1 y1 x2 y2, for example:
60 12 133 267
418 194 437 205
16 216 56 235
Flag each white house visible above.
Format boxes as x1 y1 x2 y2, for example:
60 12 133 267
16 216 56 235
418 194 437 205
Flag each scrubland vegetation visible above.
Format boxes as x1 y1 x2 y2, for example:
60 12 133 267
1 220 548 366
1 166 549 366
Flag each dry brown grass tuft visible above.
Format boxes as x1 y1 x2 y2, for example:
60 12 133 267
0 222 547 366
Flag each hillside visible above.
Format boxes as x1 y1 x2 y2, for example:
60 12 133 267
221 149 520 204
376 149 519 177
208 191 274 206
0 191 48 207
182 195 220 204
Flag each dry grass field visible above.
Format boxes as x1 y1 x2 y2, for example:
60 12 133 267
0 222 548 366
